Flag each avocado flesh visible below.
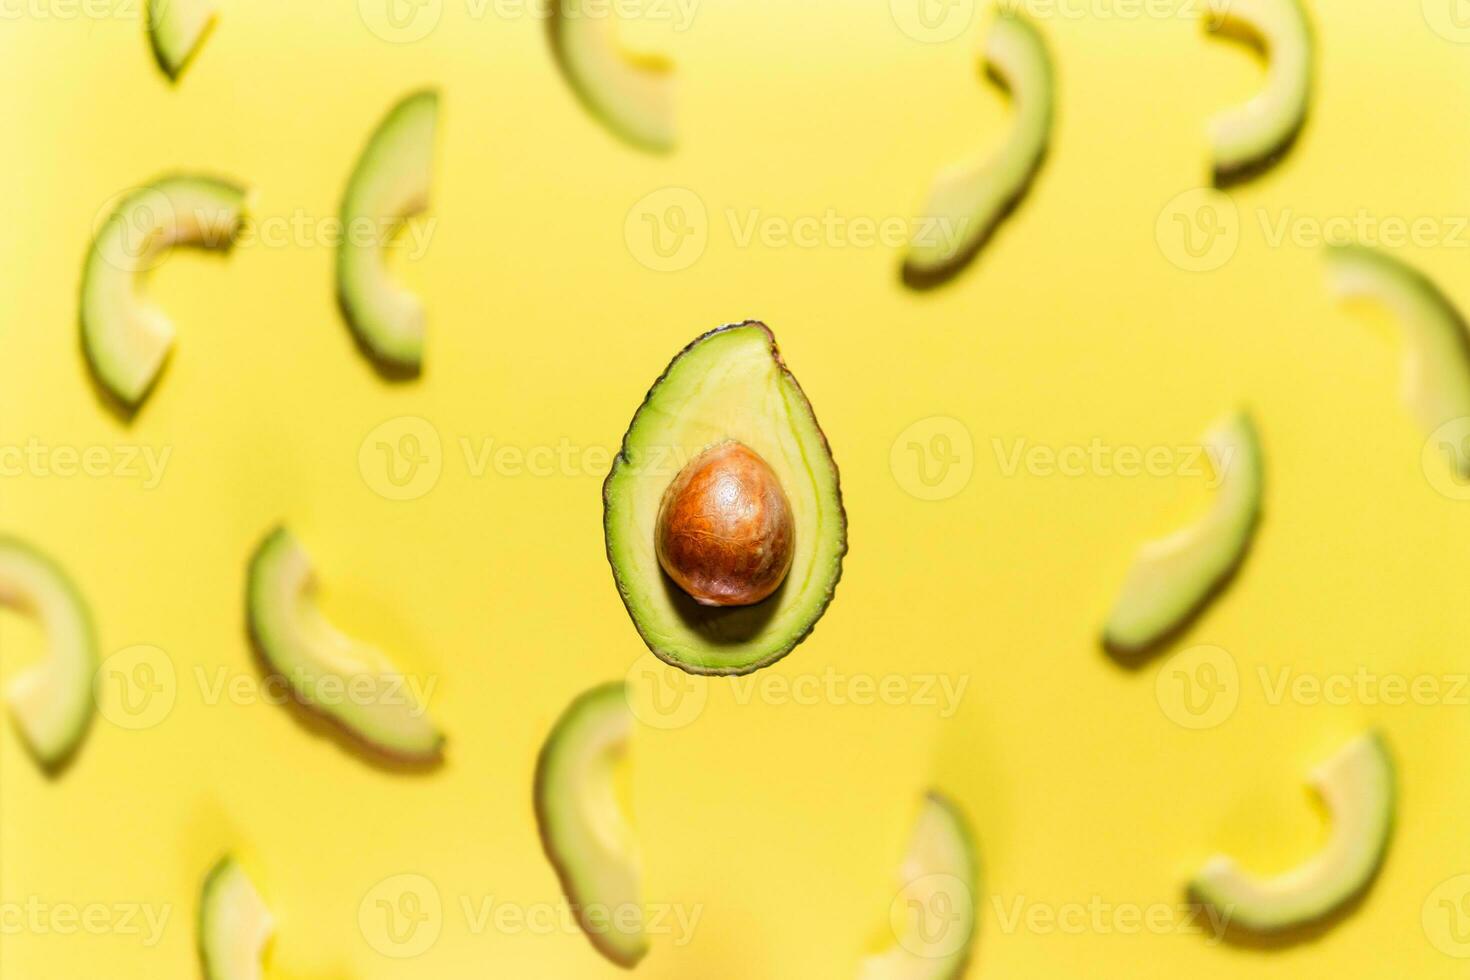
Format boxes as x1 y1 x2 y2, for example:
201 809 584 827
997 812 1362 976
859 793 980 980
1103 412 1262 654
1327 244 1470 476
81 175 248 407
535 683 646 968
148 0 217 80
603 322 846 675
337 90 438 371
548 0 673 152
246 527 443 761
0 538 96 770
1191 731 1394 932
903 11 1053 284
198 856 274 980
1206 0 1312 181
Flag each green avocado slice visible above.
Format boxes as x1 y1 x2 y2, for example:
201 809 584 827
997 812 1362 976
148 0 218 80
534 682 646 968
337 90 438 372
1205 0 1313 183
0 538 97 770
902 10 1053 287
1103 412 1263 654
1326 244 1470 476
547 0 674 152
603 322 846 676
198 856 274 980
1190 731 1395 932
246 526 443 761
80 174 248 407
859 792 980 980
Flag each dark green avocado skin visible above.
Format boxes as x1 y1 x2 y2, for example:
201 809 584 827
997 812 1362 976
601 321 848 677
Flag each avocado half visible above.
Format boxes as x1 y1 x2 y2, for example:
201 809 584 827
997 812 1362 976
1326 244 1470 475
1190 731 1395 933
1103 411 1263 655
80 174 249 408
337 89 438 373
603 322 847 676
198 855 274 980
1205 0 1313 183
534 682 646 968
246 526 444 762
858 792 980 980
147 0 218 81
0 537 97 771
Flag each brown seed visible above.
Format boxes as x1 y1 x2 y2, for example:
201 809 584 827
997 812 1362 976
655 441 795 607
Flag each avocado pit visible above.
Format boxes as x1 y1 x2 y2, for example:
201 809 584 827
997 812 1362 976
655 441 794 607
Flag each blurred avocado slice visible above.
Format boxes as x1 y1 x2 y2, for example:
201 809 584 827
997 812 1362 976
198 856 274 980
859 792 980 980
603 322 846 676
902 11 1054 288
148 0 218 81
1191 731 1395 932
0 537 97 771
1103 412 1263 655
1205 0 1313 183
535 682 646 968
547 0 673 152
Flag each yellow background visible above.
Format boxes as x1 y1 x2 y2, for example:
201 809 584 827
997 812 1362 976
5 0 1470 976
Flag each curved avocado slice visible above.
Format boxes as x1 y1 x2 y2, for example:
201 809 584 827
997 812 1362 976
603 322 847 676
1190 731 1395 932
147 0 217 81
337 90 438 372
1205 0 1313 183
246 526 443 761
859 792 980 980
547 0 673 152
198 855 274 980
902 11 1053 288
1103 412 1263 655
0 538 97 770
534 682 646 968
81 174 248 408
1326 244 1470 476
